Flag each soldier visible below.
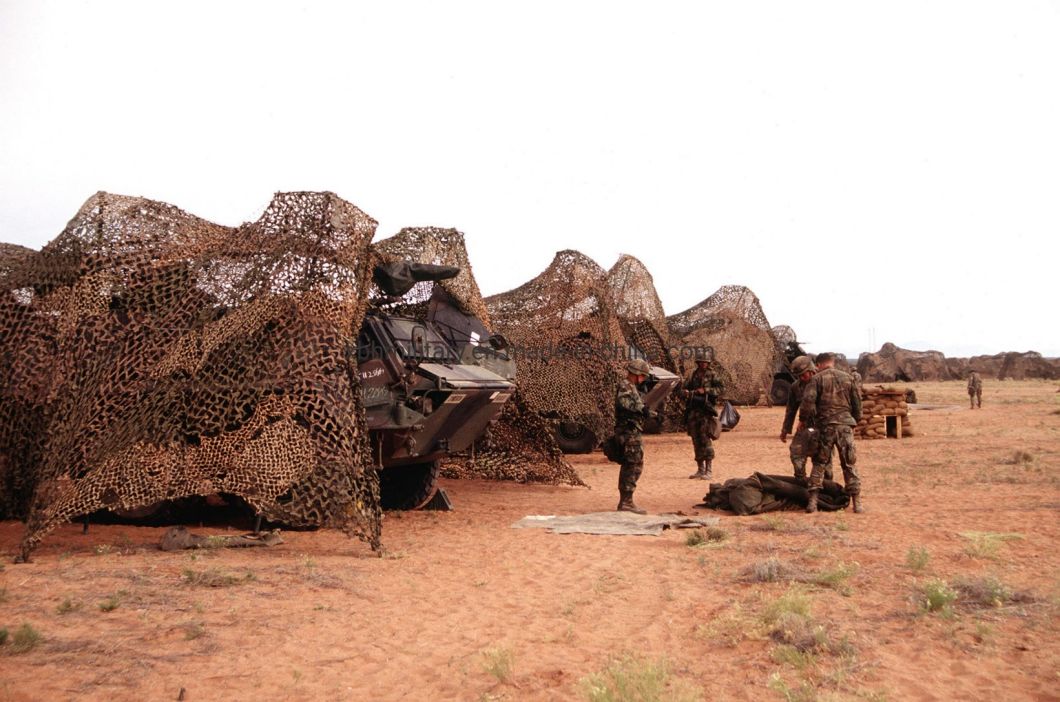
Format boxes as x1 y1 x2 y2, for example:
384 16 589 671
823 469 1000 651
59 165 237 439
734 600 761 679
615 358 653 514
800 352 863 513
850 367 863 394
967 370 983 409
779 355 821 483
684 349 725 480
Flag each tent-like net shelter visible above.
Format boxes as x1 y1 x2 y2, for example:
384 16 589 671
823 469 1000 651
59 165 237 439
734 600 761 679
667 285 780 405
1 192 382 560
486 250 625 444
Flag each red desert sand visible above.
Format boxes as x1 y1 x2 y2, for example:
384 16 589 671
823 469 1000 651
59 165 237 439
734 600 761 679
0 380 1057 701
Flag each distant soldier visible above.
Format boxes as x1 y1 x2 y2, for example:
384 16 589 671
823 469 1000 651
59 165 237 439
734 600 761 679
779 355 822 483
615 358 653 514
800 352 863 513
850 367 863 393
684 349 725 480
967 370 983 409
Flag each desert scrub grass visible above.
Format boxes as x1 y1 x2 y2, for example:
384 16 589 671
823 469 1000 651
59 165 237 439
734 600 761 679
1002 450 1034 465
7 624 42 654
959 531 1023 560
181 568 256 588
694 601 759 647
56 598 82 615
685 526 728 548
917 578 957 615
481 646 514 684
580 653 699 702
808 562 859 594
767 672 817 702
761 587 813 626
752 515 789 532
99 591 126 612
182 622 206 640
905 546 930 572
742 557 801 583
952 575 1035 609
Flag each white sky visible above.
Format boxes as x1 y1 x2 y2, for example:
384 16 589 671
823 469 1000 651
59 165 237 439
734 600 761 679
2 1 1058 358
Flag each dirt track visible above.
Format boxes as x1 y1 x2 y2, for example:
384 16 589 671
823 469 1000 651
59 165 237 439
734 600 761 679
1 381 1058 701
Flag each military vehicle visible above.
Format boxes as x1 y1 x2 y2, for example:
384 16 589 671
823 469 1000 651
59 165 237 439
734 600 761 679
553 363 680 453
364 262 516 508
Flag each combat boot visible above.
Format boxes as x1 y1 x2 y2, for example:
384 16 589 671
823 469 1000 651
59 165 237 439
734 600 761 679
688 461 708 479
805 490 818 514
703 460 713 481
851 495 864 513
617 490 647 515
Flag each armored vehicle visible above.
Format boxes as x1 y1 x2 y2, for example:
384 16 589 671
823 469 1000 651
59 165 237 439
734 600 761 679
363 262 516 508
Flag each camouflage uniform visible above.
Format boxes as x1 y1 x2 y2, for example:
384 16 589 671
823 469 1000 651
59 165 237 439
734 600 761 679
967 371 982 409
614 377 646 494
850 369 863 393
781 377 819 482
684 365 724 462
800 368 862 509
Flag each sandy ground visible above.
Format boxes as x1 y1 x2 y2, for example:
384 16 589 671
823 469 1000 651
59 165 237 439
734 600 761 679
0 380 1058 701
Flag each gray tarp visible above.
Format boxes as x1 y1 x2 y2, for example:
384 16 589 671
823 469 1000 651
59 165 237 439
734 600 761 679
512 512 719 536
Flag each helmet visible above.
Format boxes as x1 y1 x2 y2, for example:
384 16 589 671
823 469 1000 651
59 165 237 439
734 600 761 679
790 355 816 375
626 359 652 376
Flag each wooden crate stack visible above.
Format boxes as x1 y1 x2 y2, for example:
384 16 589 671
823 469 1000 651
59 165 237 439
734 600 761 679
857 387 913 439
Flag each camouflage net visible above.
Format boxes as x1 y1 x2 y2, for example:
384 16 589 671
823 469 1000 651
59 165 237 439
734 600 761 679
1 192 381 560
486 250 625 442
607 254 668 333
667 286 780 405
371 226 492 327
369 229 581 486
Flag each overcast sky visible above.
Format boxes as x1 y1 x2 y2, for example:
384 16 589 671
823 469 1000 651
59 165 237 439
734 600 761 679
2 1 1057 358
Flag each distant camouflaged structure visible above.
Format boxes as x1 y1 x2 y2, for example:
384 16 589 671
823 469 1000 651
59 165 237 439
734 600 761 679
1 192 382 560
667 285 781 405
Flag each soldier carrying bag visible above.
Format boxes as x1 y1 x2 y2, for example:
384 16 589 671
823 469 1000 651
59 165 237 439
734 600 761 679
601 434 624 464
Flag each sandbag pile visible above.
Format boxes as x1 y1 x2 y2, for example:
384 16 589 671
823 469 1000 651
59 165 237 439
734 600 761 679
857 387 913 439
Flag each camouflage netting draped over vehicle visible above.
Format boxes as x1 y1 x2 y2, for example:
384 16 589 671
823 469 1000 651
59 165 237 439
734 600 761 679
606 255 668 333
1 192 381 560
369 229 582 486
667 286 780 405
486 250 625 444
370 226 492 327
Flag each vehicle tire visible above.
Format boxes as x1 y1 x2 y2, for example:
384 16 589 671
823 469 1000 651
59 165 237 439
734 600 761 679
380 461 440 510
554 422 598 454
769 378 791 406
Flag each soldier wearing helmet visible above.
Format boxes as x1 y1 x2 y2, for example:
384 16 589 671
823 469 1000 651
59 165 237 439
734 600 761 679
800 352 863 513
780 355 825 484
683 347 725 480
613 357 654 513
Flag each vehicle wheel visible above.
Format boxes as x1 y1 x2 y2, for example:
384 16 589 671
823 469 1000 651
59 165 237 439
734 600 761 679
554 422 597 454
380 461 440 510
769 378 791 406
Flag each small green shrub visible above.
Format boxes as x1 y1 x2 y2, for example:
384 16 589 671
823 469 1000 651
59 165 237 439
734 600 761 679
905 546 930 572
743 557 799 583
56 598 82 615
9 624 42 654
99 594 122 612
580 653 699 702
182 568 256 588
918 578 957 615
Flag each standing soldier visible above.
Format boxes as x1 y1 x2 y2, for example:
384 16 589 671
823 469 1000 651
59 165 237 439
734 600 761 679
800 352 863 513
615 358 653 514
780 355 820 483
684 349 725 480
850 367 863 394
967 370 983 409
